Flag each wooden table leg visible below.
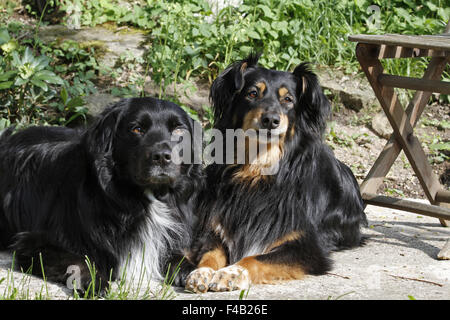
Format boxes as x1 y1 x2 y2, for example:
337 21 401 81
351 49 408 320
359 55 450 227
360 54 449 195
356 43 448 225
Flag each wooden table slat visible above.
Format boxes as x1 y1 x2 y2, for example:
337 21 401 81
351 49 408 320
378 74 450 94
349 34 450 51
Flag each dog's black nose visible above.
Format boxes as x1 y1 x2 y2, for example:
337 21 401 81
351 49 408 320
152 149 172 165
261 112 280 129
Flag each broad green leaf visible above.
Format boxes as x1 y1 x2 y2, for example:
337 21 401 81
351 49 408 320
0 29 10 45
0 70 17 82
31 78 49 91
257 5 275 18
247 30 260 39
34 55 50 71
437 8 450 22
425 1 437 12
267 30 278 39
60 86 69 104
272 21 288 32
394 8 412 22
34 70 64 85
430 142 450 151
354 0 368 9
11 51 21 66
0 81 13 90
23 47 34 64
0 118 11 130
281 53 291 61
66 96 85 109
199 24 211 38
14 77 28 86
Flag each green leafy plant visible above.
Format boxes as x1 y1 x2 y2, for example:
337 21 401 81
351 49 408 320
385 187 406 197
54 86 87 125
0 35 64 125
0 24 98 126
12 47 63 92
326 122 355 149
51 0 448 103
429 139 450 164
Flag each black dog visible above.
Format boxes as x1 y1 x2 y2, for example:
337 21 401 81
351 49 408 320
0 97 201 292
185 53 367 293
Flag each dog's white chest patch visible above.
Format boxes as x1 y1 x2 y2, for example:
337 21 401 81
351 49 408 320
119 190 183 283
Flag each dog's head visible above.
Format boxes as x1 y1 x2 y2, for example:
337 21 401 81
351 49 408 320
84 97 201 196
210 53 330 182
211 53 330 139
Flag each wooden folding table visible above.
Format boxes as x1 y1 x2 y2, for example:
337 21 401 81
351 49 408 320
348 23 450 230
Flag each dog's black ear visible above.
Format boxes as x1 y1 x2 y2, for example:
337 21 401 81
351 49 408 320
84 99 127 156
83 99 127 193
292 63 330 136
210 52 261 127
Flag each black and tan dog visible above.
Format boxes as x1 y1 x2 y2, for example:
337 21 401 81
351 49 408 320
184 53 367 293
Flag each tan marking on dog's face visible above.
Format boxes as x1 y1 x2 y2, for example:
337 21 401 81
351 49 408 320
242 109 289 133
255 82 266 97
233 110 289 186
242 108 264 131
278 113 289 133
278 87 289 97
278 86 295 108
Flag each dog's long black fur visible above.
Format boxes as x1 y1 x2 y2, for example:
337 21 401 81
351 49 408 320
0 97 202 291
186 54 367 291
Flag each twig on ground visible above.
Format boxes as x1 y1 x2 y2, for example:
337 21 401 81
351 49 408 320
326 272 350 279
387 274 443 287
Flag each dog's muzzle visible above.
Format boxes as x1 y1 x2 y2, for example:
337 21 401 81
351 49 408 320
138 141 180 186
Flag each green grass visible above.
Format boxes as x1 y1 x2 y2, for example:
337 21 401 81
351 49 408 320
327 291 356 300
0 253 51 300
0 251 181 300
0 252 252 300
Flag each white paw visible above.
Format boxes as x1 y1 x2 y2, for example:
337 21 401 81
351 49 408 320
208 265 250 292
185 267 214 293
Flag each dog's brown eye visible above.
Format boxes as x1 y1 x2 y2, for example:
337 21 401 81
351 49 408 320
247 90 258 99
131 127 144 135
284 96 293 103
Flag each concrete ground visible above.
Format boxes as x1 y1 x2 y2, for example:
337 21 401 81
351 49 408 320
1 201 449 300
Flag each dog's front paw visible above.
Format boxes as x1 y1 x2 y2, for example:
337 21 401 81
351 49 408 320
208 265 250 292
185 267 215 293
